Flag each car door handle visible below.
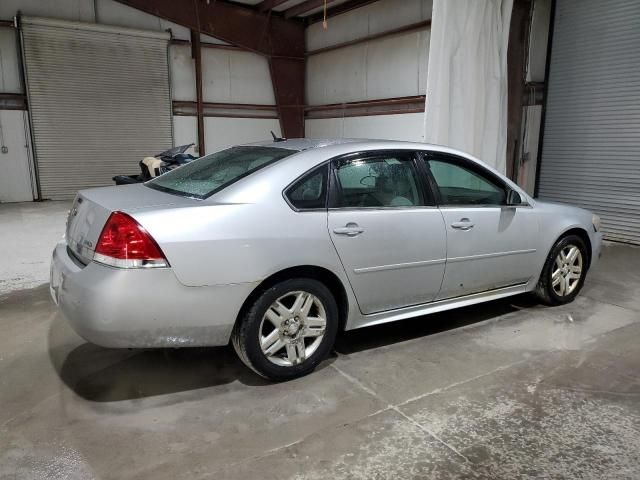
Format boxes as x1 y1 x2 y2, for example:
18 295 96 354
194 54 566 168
333 223 364 237
451 219 474 230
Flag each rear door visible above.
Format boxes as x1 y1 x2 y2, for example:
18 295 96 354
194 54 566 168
327 151 447 314
424 152 538 299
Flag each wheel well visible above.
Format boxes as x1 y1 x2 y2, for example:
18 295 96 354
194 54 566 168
560 228 592 269
234 266 349 333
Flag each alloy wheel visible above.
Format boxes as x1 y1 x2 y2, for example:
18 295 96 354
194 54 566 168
259 291 327 366
551 245 583 297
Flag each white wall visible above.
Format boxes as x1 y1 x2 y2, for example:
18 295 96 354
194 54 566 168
306 30 429 105
527 0 551 83
201 49 275 105
306 0 433 52
204 117 281 152
305 0 431 142
0 110 34 202
0 27 21 93
306 113 425 142
172 115 198 154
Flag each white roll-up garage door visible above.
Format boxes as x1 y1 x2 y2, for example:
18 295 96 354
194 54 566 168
538 0 640 244
20 17 173 200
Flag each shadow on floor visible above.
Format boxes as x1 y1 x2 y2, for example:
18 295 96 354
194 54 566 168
57 343 274 402
335 293 538 354
53 293 538 402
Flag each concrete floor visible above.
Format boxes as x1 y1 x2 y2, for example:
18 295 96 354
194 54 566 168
1 201 639 479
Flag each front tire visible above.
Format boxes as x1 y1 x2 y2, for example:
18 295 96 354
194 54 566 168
536 234 588 305
232 278 338 381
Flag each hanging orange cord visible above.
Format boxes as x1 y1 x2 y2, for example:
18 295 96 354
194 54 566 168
322 0 328 30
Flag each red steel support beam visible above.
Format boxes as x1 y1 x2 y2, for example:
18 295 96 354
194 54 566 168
506 0 533 180
191 30 205 156
115 0 304 58
115 0 306 138
270 57 305 138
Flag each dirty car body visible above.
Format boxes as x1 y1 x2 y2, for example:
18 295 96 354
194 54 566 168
51 139 602 377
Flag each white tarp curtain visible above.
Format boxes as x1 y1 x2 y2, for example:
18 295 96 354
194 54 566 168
423 0 513 173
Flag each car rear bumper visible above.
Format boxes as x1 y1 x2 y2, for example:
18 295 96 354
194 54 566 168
50 241 257 348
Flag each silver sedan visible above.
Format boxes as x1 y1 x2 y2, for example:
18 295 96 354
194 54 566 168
51 139 603 380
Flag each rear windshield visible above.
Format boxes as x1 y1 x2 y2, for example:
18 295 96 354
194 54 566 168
146 146 297 199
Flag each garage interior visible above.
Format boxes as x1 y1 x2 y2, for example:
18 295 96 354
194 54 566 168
1 0 639 478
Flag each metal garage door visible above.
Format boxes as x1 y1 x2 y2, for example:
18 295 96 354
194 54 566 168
538 0 640 244
20 17 172 200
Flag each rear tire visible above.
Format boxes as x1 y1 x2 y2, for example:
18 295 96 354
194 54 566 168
232 278 338 381
535 234 588 305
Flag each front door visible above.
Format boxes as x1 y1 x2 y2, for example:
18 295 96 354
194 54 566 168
425 154 539 299
327 151 447 314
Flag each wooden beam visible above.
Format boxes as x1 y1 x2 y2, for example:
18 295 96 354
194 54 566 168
257 0 290 12
307 20 430 55
306 0 381 24
285 0 338 19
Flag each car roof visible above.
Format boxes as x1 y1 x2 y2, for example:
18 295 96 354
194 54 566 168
242 138 468 155
243 138 366 151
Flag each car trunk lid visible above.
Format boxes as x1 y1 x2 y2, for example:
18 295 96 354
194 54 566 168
65 184 197 265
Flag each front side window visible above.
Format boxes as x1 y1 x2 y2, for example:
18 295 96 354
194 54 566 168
428 158 506 206
333 154 424 208
147 146 297 199
285 166 328 210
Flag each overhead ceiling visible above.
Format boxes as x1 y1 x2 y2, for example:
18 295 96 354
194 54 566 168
231 0 354 19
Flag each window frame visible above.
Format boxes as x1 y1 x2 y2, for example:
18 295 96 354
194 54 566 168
283 163 330 212
419 151 512 208
328 150 436 210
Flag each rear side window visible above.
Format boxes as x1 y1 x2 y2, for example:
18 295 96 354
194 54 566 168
333 154 424 208
285 165 328 210
147 146 296 199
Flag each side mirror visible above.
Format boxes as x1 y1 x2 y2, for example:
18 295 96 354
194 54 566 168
506 189 524 206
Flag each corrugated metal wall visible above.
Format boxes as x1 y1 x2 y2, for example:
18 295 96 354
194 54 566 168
21 16 173 200
538 0 640 244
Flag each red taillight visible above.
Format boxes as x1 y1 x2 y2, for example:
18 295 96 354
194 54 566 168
94 212 168 268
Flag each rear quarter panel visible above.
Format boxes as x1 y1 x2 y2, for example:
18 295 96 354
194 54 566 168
132 202 344 287
130 155 347 288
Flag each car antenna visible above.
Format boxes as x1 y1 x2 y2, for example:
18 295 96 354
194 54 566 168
271 131 286 142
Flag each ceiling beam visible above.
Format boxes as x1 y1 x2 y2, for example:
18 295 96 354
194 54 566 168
257 0 290 13
114 0 305 58
284 0 338 19
306 0 381 24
